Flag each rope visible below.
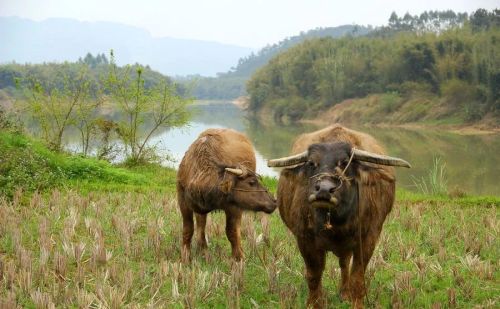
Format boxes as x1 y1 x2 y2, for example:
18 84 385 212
342 148 356 176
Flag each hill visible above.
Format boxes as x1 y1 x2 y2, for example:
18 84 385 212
182 25 372 100
0 53 188 99
0 16 253 76
246 9 500 128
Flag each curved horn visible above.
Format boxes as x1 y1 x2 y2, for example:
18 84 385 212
267 151 308 167
225 167 245 176
353 148 411 168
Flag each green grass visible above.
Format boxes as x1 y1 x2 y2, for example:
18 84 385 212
0 130 498 308
0 131 177 198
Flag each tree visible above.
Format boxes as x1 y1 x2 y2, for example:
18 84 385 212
106 51 193 165
20 64 98 152
401 42 438 91
74 78 103 156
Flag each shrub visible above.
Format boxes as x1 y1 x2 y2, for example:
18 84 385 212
379 92 403 113
440 79 476 106
399 81 433 99
0 134 64 198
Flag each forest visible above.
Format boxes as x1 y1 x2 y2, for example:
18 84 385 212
0 52 187 97
246 9 500 124
183 25 372 99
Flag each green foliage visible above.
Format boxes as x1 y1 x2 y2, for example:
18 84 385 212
179 25 372 100
0 105 22 132
106 52 193 165
3 52 193 165
78 52 109 67
247 9 500 123
379 92 404 113
412 157 448 196
0 131 176 198
0 53 187 96
178 75 247 100
19 64 100 152
0 132 65 197
470 8 500 32
386 10 468 33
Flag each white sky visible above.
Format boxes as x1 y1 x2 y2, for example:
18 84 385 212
0 0 498 48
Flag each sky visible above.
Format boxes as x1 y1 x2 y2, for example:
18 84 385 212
0 0 498 48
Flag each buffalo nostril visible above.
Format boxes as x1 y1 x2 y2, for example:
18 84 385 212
315 185 320 191
329 187 335 194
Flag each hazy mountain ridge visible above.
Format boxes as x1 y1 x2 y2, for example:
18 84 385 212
0 16 254 76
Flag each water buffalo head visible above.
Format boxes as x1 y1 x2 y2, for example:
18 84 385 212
268 142 410 228
220 165 276 214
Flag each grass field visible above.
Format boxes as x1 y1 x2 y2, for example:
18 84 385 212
0 132 499 308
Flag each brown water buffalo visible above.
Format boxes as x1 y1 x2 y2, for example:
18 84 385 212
268 125 410 308
177 128 276 262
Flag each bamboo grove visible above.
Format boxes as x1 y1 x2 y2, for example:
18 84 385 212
247 9 500 123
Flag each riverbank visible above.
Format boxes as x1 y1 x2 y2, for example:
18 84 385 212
233 94 500 135
311 94 500 134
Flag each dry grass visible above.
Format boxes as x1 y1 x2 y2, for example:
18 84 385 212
0 190 498 308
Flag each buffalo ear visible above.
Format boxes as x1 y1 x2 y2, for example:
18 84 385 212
219 177 234 194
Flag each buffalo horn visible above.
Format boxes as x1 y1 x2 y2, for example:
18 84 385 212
267 151 308 167
353 148 411 168
225 167 245 176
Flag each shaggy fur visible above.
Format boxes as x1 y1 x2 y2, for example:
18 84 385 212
277 125 397 308
177 128 275 262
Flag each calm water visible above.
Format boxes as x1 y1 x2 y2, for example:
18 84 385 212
66 101 500 196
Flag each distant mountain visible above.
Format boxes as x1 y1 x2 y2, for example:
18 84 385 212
0 16 254 76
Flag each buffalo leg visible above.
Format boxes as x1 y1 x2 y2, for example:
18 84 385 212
224 208 243 261
195 213 208 251
179 198 194 263
298 238 326 309
338 251 353 301
350 235 378 309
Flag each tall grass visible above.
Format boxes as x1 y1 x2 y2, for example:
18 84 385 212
412 157 448 196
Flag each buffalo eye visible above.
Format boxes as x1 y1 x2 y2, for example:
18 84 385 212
248 180 256 187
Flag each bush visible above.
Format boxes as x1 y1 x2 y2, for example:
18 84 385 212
379 92 403 113
440 79 476 105
399 81 433 99
0 134 64 198
0 106 22 133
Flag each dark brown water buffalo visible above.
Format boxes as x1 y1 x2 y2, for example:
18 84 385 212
177 128 276 262
268 125 410 308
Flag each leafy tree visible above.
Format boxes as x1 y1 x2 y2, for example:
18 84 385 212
106 51 193 165
19 64 98 152
401 42 438 91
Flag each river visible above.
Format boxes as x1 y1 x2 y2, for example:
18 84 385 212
65 101 500 196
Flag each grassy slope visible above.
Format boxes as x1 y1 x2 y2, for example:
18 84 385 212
314 93 500 130
0 132 498 308
0 132 177 198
